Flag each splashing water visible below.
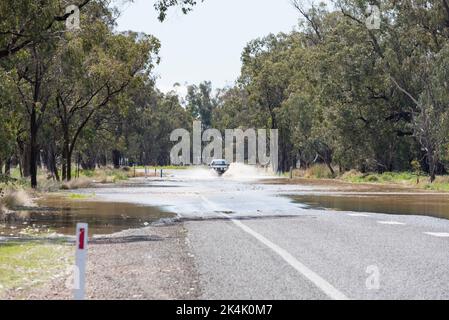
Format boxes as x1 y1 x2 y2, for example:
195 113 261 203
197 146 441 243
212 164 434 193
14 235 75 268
171 163 276 181
223 163 275 180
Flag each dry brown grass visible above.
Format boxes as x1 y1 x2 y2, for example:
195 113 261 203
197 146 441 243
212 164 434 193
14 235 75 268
434 175 449 184
300 164 336 179
340 169 361 180
0 189 33 209
60 178 93 190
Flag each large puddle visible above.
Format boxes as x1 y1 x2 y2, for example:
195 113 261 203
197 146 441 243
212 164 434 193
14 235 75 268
292 194 449 220
0 196 174 237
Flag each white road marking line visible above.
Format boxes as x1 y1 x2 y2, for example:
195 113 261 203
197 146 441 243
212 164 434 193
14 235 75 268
347 213 370 217
230 219 349 300
424 232 449 238
377 221 406 225
200 195 349 300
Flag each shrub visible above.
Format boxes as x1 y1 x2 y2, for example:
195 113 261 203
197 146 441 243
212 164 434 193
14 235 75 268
304 164 335 179
366 175 379 182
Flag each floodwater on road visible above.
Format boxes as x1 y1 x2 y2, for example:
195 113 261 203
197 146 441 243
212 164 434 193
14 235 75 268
0 196 173 236
3 165 449 238
73 165 449 223
291 193 449 220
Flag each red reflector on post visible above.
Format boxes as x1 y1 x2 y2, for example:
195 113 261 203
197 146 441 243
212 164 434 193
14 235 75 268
79 228 85 249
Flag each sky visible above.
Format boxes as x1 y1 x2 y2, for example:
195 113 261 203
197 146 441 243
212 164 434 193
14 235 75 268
115 0 302 94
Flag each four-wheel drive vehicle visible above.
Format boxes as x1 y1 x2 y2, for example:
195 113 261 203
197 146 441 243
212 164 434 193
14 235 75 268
209 159 230 175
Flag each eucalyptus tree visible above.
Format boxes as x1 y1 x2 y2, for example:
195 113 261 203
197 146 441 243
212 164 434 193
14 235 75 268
186 81 215 129
53 18 160 180
335 0 449 178
7 39 60 187
0 68 22 176
0 0 92 59
154 0 203 21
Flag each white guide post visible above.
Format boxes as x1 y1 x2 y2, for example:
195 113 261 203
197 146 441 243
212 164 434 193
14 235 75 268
74 223 88 300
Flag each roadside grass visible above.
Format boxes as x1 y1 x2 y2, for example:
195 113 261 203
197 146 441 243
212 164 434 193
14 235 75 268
0 242 72 297
422 176 449 191
4 164 184 192
341 171 417 185
2 166 135 195
293 164 335 179
60 178 93 190
78 168 130 182
133 165 188 170
62 168 130 189
292 164 449 191
306 164 335 179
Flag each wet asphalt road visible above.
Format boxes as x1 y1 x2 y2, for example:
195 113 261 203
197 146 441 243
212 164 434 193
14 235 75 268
84 167 449 300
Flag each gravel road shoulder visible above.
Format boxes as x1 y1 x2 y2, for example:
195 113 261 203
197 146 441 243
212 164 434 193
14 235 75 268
5 223 200 300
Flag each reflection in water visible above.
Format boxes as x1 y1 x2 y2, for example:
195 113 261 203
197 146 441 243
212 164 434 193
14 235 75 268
292 194 449 220
0 196 173 236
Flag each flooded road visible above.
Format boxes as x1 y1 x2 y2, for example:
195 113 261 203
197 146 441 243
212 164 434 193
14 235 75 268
291 194 449 220
2 166 449 238
2 166 448 299
69 167 449 222
0 196 173 236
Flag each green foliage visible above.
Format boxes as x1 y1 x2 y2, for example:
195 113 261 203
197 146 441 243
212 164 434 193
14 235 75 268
213 0 449 179
2 0 449 186
154 0 203 21
186 81 215 128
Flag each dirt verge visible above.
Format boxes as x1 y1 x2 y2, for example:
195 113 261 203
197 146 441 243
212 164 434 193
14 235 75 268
4 223 200 300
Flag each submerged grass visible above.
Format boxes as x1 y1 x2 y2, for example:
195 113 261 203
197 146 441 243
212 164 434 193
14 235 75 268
67 193 94 200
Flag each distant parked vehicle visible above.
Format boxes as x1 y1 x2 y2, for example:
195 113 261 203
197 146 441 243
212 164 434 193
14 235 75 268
209 159 230 175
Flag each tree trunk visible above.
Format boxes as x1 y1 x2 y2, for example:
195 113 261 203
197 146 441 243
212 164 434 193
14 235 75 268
112 150 121 169
62 164 66 181
18 155 23 177
30 109 38 188
429 160 436 183
430 170 436 183
325 160 335 177
67 150 72 181
22 143 31 177
47 144 59 181
53 161 60 181
4 157 11 176
427 150 437 183
63 127 72 181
